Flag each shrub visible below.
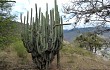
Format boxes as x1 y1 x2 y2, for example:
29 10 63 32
12 41 28 59
74 32 104 53
61 43 93 57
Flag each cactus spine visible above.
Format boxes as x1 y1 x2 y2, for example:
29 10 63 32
21 0 63 70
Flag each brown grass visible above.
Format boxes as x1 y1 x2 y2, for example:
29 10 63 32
0 42 110 70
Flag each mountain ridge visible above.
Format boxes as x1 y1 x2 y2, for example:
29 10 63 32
63 27 110 42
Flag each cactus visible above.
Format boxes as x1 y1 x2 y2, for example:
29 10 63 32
21 0 63 70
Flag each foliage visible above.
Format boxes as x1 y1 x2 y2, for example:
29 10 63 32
12 41 28 59
0 21 19 48
74 32 104 53
61 43 93 57
0 0 16 48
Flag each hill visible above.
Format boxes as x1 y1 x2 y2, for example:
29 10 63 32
0 41 110 70
1 22 110 69
63 27 110 42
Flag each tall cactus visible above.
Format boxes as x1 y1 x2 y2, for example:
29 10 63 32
21 0 63 70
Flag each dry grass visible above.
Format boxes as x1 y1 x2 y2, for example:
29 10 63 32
0 42 36 70
0 42 110 70
51 43 110 70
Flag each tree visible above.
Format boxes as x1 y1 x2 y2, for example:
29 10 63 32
0 0 15 19
62 0 110 34
74 32 104 53
0 0 16 48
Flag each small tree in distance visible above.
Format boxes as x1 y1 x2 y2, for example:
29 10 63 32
74 32 104 53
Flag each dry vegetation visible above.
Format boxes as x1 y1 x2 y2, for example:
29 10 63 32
0 41 110 70
57 43 110 70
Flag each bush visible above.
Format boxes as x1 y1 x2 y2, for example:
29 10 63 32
12 41 28 59
74 32 104 52
61 43 93 57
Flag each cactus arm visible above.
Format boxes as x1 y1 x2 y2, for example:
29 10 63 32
21 0 64 69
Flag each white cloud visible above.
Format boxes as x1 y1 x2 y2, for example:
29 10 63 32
12 0 90 29
12 0 70 15
12 0 110 29
12 0 70 21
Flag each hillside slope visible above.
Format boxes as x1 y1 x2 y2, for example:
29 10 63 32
0 41 110 70
55 43 110 70
64 27 110 42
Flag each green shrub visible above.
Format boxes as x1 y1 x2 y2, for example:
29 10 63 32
74 32 104 52
61 43 93 57
12 41 28 59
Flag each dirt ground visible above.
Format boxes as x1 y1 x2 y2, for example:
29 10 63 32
0 45 110 70
1 53 110 70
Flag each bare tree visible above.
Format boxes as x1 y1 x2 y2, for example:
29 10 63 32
62 0 110 34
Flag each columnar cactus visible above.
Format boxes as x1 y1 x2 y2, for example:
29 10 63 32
21 0 63 70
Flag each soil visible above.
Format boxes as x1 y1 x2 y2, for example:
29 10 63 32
1 46 110 70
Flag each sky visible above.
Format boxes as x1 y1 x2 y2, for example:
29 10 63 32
12 0 70 17
12 0 78 30
12 0 110 30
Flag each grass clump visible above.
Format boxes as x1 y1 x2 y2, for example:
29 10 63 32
61 43 93 57
12 41 28 59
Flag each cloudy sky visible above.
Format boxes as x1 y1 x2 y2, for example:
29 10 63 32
12 0 70 17
12 0 95 30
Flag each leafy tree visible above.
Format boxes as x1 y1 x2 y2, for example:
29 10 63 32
74 32 104 53
0 0 16 48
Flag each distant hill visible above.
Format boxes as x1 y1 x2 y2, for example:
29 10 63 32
15 23 110 43
63 27 110 42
